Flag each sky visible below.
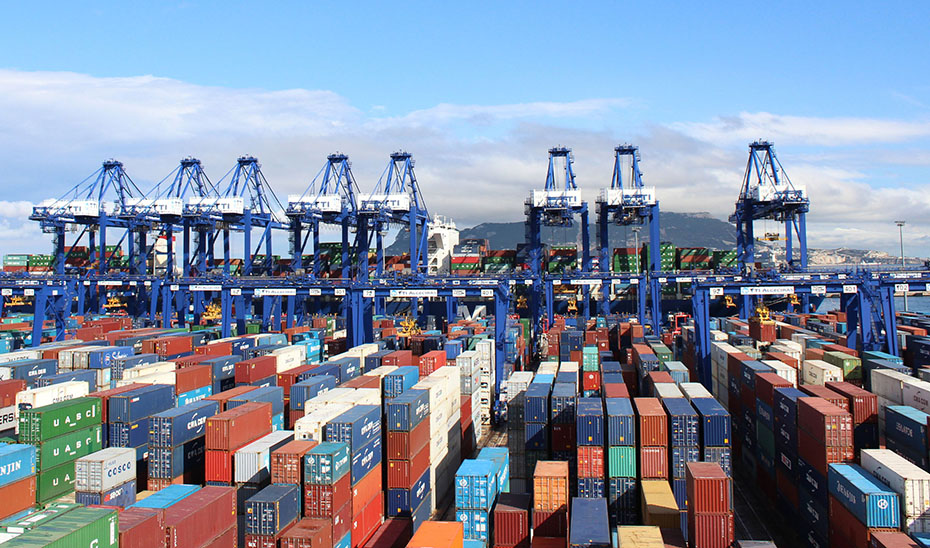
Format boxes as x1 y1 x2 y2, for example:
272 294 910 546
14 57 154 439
1 1 929 257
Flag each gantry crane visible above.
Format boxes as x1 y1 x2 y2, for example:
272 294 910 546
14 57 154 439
595 145 660 326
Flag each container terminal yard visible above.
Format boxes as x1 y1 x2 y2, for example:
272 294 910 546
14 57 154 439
0 141 929 548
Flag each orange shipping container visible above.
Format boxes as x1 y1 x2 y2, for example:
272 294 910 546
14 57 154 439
533 461 570 512
406 522 464 548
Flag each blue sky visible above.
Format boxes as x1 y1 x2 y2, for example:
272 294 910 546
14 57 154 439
0 1 929 256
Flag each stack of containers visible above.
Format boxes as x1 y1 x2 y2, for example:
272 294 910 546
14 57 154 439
303 441 353 548
576 398 605 498
826 381 879 452
0 444 36 520
754 372 793 499
634 398 668 481
524 382 550 478
458 350 481 456
663 396 699 533
772 387 806 521
605 397 637 525
386 389 431 528
581 346 599 397
234 429 295 519
797 397 854 546
861 448 930 534
827 463 900 546
0 379 25 436
245 483 302 547
884 406 930 469
686 462 734 548
415 366 462 513
325 404 383 547
492 493 531 548
109 384 176 488
148 399 220 488
19 396 103 503
228 386 286 431
549 382 577 478
477 446 510 499
533 461 569 543
205 401 273 486
506 371 534 486
691 398 731 477
455 459 498 545
74 447 137 508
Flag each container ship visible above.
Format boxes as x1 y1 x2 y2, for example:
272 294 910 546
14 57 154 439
0 142 925 547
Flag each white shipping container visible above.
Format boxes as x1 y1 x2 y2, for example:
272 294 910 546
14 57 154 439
234 430 294 483
14 381 89 430
117 371 175 387
294 404 352 441
906 516 930 534
504 372 534 401
0 350 42 367
331 388 380 406
710 342 738 366
762 360 798 387
860 449 930 519
902 378 930 414
709 330 729 342
0 405 14 433
653 383 684 399
344 343 380 360
362 365 398 379
271 346 304 373
802 360 843 385
558 362 579 373
456 351 479 376
871 370 910 404
75 447 136 493
679 383 713 401
123 362 176 379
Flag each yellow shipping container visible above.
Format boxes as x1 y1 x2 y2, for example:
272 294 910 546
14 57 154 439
617 526 664 547
640 480 680 529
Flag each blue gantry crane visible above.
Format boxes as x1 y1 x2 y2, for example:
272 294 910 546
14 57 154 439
596 145 660 326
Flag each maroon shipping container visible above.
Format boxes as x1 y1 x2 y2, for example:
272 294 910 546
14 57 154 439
639 446 669 479
825 381 879 424
352 464 382 516
754 373 793 406
829 495 897 548
685 462 730 514
236 356 277 384
90 383 146 423
870 532 923 548
278 364 320 396
531 537 566 548
272 440 319 485
280 518 335 548
176 364 212 394
582 372 600 393
164 486 236 548
351 492 384 548
387 418 429 460
244 534 278 548
798 428 853 476
765 351 799 369
206 385 259 411
418 351 446 376
172 355 206 368
387 446 429 489
494 493 531 548
143 336 194 358
0 476 36 520
550 424 575 453
533 508 568 538
204 525 236 548
634 398 668 446
576 445 605 478
205 449 234 484
382 351 414 367
205 401 272 450
798 397 853 447
197 341 233 357
118 507 167 548
776 466 799 508
305 472 352 518
799 385 850 411
461 396 473 429
0 379 26 407
343 376 382 390
686 512 734 548
362 518 412 548
603 383 629 398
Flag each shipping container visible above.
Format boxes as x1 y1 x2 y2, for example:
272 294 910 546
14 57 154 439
7 506 118 547
246 484 301 536
304 441 351 485
109 384 176 423
164 485 236 548
605 398 635 446
205 401 272 450
0 444 36 487
686 462 731 513
634 398 668 446
387 390 430 432
75 478 137 508
828 463 901 528
18 396 101 442
533 461 569 511
75 447 135 492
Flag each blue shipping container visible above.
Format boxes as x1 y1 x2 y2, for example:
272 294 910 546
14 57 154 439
178 385 212 406
607 477 638 525
828 464 900 528
454 459 497 510
455 508 489 542
524 383 551 423
228 386 285 417
662 398 699 447
329 357 361 382
605 398 635 446
756 399 774 430
577 477 606 498
109 385 176 423
383 366 419 398
476 447 509 494
885 406 930 454
86 346 135 369
304 442 351 485
349 435 381 485
550 383 577 424
75 479 136 508
290 376 337 411
0 444 36 487
109 418 150 448
525 422 547 451
387 390 430 432
149 399 220 447
36 369 97 393
112 353 159 380
691 398 731 447
568 497 610 548
671 446 700 479
532 374 555 385
148 438 205 479
387 469 431 517
325 405 381 451
244 484 301 536
576 398 604 446
741 361 774 389
128 484 200 509
200 356 237 384
1 359 57 388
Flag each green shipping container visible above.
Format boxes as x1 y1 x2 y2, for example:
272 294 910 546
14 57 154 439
582 346 599 372
822 351 862 380
0 503 80 531
36 461 76 504
33 424 103 471
19 397 102 443
11 506 118 547
756 421 775 458
608 446 636 478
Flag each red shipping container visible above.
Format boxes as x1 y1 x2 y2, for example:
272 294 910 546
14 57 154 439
280 518 334 548
685 462 730 513
634 398 668 446
0 379 26 407
582 372 600 392
288 408 305 429
829 495 897 548
362 518 412 548
603 383 629 398
176 364 211 394
305 472 352 518
550 423 575 453
382 351 414 367
764 351 799 369
825 381 878 424
754 373 793 407
387 446 429 489
0 476 36 520
531 537 566 548
205 449 235 484
278 364 320 395
352 464 382 516
798 428 853 476
461 396 473 428
164 486 236 548
687 512 734 548
332 501 353 541
206 385 259 411
533 508 567 538
576 445 604 478
343 376 381 390
118 507 166 548
799 385 849 412
196 340 233 356
351 492 384 548
640 446 669 479
418 351 446 376
271 440 319 485
172 355 206 368
494 493 531 548
869 532 923 548
798 397 853 447
204 525 236 547
245 532 280 548
205 401 272 450
236 356 277 384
